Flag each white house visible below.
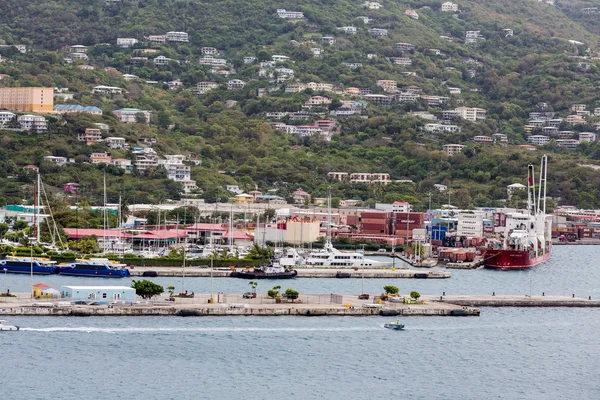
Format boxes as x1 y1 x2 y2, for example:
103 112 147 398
227 79 246 90
369 28 388 37
105 137 127 149
201 47 219 55
117 38 139 48
362 2 382 10
113 108 152 123
18 115 48 132
165 31 189 42
43 156 67 166
93 85 123 95
337 26 357 35
0 111 15 126
441 2 458 12
276 9 304 19
527 135 550 146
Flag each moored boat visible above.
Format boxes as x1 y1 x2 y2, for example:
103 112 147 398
483 155 552 270
0 256 58 275
58 258 131 278
0 320 19 331
231 259 297 279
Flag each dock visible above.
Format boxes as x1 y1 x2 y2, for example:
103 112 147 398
129 266 451 279
0 293 477 317
439 294 600 307
0 293 596 317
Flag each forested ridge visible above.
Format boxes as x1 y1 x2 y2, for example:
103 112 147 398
1 0 600 211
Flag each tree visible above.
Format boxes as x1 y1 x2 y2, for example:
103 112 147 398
249 280 258 294
135 112 148 124
383 285 399 295
131 279 164 299
410 291 421 301
285 288 299 299
0 223 8 238
12 220 28 231
267 285 281 299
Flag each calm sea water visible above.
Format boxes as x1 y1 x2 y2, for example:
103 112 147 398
1 245 600 398
2 309 599 399
3 245 598 298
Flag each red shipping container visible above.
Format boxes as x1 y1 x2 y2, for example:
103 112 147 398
361 212 388 219
362 218 388 224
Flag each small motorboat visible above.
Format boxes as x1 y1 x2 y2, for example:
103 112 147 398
384 320 405 331
0 320 19 331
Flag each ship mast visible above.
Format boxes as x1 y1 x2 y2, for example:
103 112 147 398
537 154 548 215
527 164 537 216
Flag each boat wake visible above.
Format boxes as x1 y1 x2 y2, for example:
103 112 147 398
21 326 380 333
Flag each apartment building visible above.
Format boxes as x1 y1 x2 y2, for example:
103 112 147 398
0 87 54 113
443 144 464 156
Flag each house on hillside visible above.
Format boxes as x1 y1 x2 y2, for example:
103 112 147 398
113 108 151 124
77 128 103 145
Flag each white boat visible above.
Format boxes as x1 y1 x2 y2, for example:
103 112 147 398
303 241 380 267
302 191 380 268
0 320 19 331
278 247 304 267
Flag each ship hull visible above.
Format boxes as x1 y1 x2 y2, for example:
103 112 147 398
483 247 551 270
230 270 297 279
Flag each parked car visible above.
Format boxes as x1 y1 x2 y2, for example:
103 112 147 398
243 292 256 299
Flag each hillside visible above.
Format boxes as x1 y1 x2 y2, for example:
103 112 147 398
1 0 600 211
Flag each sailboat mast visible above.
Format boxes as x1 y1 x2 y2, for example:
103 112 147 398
103 173 107 254
327 187 332 244
36 173 41 243
229 205 234 253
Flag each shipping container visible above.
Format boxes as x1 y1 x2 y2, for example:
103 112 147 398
362 218 388 225
394 212 425 224
361 212 389 219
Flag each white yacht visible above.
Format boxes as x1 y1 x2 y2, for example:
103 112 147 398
302 192 380 268
303 240 379 267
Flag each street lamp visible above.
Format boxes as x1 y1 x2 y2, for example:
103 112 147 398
3 268 6 295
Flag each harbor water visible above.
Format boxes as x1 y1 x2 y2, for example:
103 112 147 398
2 309 599 399
2 245 599 298
1 245 600 398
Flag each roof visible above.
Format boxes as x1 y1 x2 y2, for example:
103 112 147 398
129 230 187 240
64 228 125 239
33 283 52 289
185 223 227 231
223 231 254 239
54 104 102 112
61 286 134 291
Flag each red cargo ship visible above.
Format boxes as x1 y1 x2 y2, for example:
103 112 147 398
483 155 552 270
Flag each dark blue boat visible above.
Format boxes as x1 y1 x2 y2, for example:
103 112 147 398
0 257 59 275
58 259 131 278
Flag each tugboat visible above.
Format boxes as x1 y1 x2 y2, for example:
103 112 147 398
231 259 297 279
384 320 405 331
0 320 19 331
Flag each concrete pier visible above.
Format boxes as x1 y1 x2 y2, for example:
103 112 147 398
0 293 477 317
439 294 600 307
129 266 451 279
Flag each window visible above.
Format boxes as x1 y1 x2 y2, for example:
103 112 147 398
102 293 107 299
